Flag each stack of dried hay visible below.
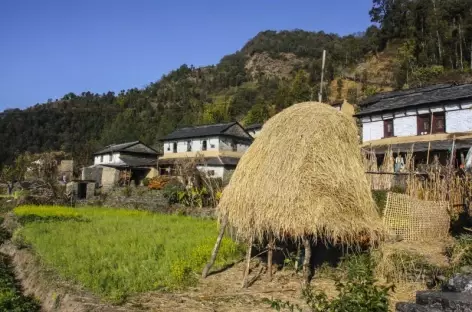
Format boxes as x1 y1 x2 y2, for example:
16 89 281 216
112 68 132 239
218 102 384 245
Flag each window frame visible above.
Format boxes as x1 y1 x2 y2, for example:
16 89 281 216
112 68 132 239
432 112 446 134
187 140 192 152
172 142 177 153
202 140 207 151
417 114 431 135
383 119 394 138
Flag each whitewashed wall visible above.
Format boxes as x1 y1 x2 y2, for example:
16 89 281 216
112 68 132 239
219 137 250 152
362 121 383 142
393 116 417 137
163 137 220 155
94 152 121 165
446 110 472 133
196 165 226 179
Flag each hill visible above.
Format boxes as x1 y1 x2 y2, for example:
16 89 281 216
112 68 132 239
1 0 472 168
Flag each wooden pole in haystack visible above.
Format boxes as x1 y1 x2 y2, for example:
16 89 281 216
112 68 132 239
202 215 228 278
267 233 275 281
241 235 253 288
302 236 312 286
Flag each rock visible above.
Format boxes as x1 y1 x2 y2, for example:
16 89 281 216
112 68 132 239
445 273 472 293
396 302 442 312
417 290 472 310
461 266 472 274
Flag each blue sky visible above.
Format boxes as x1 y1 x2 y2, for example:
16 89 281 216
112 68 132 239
0 0 373 110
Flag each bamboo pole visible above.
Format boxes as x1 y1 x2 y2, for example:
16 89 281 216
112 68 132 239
302 236 312 286
267 233 275 281
202 215 228 278
241 235 253 288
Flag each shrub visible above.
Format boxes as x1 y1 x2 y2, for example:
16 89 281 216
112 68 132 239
268 256 393 312
121 186 132 197
162 181 185 204
142 178 150 187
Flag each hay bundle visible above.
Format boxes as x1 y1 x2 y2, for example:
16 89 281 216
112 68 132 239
218 102 383 244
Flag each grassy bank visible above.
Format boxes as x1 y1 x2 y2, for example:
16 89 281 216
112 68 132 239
14 205 243 301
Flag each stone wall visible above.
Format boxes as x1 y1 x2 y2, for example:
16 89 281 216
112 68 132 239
101 167 120 191
82 187 216 218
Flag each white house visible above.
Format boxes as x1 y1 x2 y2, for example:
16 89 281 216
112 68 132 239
158 122 253 179
85 141 159 188
356 84 472 166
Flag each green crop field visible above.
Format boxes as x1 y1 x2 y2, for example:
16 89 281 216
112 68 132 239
14 205 243 301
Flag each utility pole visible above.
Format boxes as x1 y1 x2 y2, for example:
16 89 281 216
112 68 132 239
318 50 326 103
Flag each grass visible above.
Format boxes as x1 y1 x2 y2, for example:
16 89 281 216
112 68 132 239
0 218 40 312
13 205 243 302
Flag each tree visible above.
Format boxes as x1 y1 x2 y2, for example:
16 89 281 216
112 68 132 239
290 70 311 103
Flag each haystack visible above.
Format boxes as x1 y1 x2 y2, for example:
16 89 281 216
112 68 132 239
202 102 384 285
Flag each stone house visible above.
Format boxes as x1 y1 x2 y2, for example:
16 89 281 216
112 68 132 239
158 122 253 179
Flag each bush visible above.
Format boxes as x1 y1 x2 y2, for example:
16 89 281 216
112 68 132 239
162 182 185 205
121 186 132 197
142 178 151 187
268 255 393 312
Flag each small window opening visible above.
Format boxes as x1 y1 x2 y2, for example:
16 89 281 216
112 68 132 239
173 142 177 153
202 140 207 151
187 140 192 152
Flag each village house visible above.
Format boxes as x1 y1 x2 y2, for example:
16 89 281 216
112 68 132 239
158 122 253 179
356 84 472 167
82 141 159 189
245 123 263 138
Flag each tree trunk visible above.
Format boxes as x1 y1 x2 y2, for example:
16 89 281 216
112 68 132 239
241 235 253 288
202 215 228 278
267 233 275 281
7 183 13 196
302 236 312 286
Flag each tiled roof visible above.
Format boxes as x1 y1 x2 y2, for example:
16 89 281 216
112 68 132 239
356 84 472 117
94 141 158 155
245 123 263 131
162 122 248 140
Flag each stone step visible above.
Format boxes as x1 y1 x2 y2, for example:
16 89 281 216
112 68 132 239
396 302 443 312
416 291 472 311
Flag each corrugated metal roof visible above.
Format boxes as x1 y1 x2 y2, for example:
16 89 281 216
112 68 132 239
356 84 472 117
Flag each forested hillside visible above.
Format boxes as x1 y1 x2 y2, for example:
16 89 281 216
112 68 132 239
1 0 472 168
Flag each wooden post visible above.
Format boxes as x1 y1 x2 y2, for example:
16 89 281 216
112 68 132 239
302 236 312 286
241 235 253 288
318 50 326 103
267 233 275 281
426 113 434 165
202 215 228 278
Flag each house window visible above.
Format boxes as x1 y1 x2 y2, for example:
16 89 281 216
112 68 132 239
202 140 207 151
432 113 445 134
100 155 104 162
417 115 431 135
231 140 237 152
109 153 113 162
417 113 446 135
187 140 192 152
207 170 215 176
383 119 394 138
167 144 171 151
173 142 177 153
